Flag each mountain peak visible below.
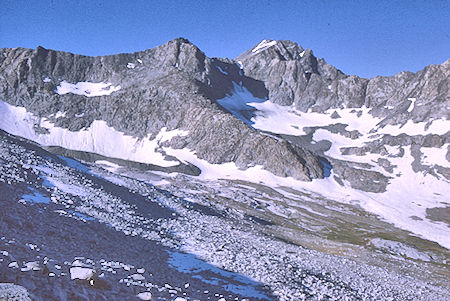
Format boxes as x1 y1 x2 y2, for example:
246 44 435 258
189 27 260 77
237 39 306 62
250 39 277 53
168 37 193 45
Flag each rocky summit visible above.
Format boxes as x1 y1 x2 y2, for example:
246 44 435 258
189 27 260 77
0 38 323 181
0 38 449 300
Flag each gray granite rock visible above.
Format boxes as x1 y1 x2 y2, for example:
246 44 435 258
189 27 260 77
236 39 449 124
0 39 323 181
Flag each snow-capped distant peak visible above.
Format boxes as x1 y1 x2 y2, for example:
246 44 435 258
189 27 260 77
251 39 277 53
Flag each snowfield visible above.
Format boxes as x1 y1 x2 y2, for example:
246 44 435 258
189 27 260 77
215 85 450 249
55 81 121 97
0 99 188 167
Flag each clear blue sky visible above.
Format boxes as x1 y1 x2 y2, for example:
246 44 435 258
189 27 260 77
1 0 449 78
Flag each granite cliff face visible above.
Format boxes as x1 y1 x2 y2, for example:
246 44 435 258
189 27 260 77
236 39 449 119
0 38 448 191
0 38 323 181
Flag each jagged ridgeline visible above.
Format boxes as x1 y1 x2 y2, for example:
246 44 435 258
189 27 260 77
0 38 448 184
0 38 324 181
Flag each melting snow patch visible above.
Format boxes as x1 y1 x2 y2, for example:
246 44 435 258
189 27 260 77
249 103 382 136
421 144 449 167
378 118 449 136
407 98 417 112
55 81 121 97
164 144 450 249
0 100 188 167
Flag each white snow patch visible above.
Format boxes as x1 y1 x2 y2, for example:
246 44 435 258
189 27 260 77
248 102 383 136
127 63 136 69
26 243 38 250
300 50 306 58
70 267 95 280
55 81 121 97
421 144 449 167
378 118 449 136
363 146 450 249
156 127 189 144
239 98 449 138
96 160 121 171
137 59 143 64
385 145 402 157
43 77 51 83
0 100 188 167
252 39 277 53
53 111 66 119
407 98 417 113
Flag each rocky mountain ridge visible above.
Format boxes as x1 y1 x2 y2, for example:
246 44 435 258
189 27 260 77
237 39 449 121
1 37 449 300
0 38 324 181
0 38 448 191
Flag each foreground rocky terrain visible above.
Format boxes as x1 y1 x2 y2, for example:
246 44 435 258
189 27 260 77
0 130 449 300
0 38 449 299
